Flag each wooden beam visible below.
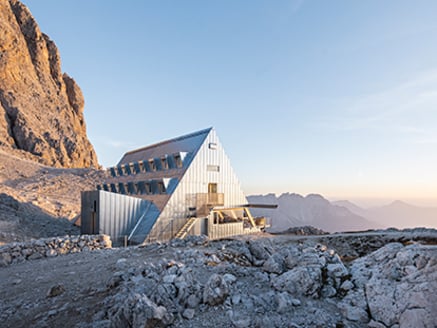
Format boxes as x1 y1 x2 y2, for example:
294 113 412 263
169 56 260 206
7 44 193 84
241 203 278 209
243 208 257 228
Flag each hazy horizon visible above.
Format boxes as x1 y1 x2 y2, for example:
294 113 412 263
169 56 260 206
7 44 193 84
245 190 437 208
329 196 437 208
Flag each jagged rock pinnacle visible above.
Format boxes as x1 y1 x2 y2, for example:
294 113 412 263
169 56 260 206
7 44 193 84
0 0 98 168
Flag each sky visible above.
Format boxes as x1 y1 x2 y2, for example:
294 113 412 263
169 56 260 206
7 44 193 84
21 0 437 207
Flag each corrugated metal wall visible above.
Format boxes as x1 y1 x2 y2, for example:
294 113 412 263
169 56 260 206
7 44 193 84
81 190 154 245
97 191 149 244
208 222 244 240
147 129 247 242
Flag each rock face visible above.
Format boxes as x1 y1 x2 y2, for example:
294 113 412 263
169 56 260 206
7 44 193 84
339 242 437 327
0 0 98 168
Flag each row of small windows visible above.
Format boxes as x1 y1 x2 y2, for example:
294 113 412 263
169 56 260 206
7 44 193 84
109 152 188 178
97 180 168 195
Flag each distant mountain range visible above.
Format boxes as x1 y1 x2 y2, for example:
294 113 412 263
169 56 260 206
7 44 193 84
247 193 382 233
333 200 437 229
247 193 437 232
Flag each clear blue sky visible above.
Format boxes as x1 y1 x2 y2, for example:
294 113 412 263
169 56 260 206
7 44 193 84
22 0 437 206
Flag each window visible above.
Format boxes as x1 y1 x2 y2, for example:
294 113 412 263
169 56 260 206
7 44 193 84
207 165 220 172
129 163 137 174
208 183 218 194
109 167 117 177
145 183 152 194
117 166 124 176
157 181 166 194
174 154 183 168
123 164 131 175
134 162 141 174
127 182 136 194
148 159 156 171
137 182 144 194
141 160 148 172
161 156 169 170
118 183 126 194
209 142 217 150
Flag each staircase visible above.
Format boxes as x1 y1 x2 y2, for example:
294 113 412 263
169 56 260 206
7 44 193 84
174 217 197 239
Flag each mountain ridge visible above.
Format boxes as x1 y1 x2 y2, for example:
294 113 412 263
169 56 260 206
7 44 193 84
0 0 98 168
334 199 437 229
247 193 382 233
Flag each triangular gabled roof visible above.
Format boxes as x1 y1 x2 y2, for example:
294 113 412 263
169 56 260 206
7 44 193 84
86 127 250 245
99 128 213 210
117 127 212 165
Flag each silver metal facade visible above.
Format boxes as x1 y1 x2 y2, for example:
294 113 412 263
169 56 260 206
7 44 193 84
81 190 158 245
83 128 249 244
146 128 247 242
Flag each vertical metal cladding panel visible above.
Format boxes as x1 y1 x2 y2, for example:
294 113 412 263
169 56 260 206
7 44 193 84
96 191 147 243
148 129 247 242
208 222 243 240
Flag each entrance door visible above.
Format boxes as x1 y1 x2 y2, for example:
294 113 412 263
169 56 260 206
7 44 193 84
208 183 217 194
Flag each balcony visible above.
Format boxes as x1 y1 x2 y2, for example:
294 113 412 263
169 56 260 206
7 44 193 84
195 193 224 216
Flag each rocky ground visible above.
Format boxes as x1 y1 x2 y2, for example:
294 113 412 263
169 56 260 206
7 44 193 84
1 230 436 328
0 150 106 245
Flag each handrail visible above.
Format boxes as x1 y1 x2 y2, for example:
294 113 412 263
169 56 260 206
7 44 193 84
147 219 175 243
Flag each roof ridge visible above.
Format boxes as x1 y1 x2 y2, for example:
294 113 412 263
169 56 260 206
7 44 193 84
123 127 213 157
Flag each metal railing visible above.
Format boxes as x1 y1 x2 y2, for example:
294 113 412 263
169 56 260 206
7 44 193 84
196 193 224 216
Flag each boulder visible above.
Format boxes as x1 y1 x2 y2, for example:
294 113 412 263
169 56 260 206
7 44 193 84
203 274 229 306
343 243 437 326
271 266 321 297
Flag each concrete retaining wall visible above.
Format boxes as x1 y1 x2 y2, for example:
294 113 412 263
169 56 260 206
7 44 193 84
0 234 112 267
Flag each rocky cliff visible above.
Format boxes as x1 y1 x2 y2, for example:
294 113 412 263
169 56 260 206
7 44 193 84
0 0 98 168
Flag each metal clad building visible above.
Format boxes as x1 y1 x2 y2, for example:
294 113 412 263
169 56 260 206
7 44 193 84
81 127 264 245
81 190 160 244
